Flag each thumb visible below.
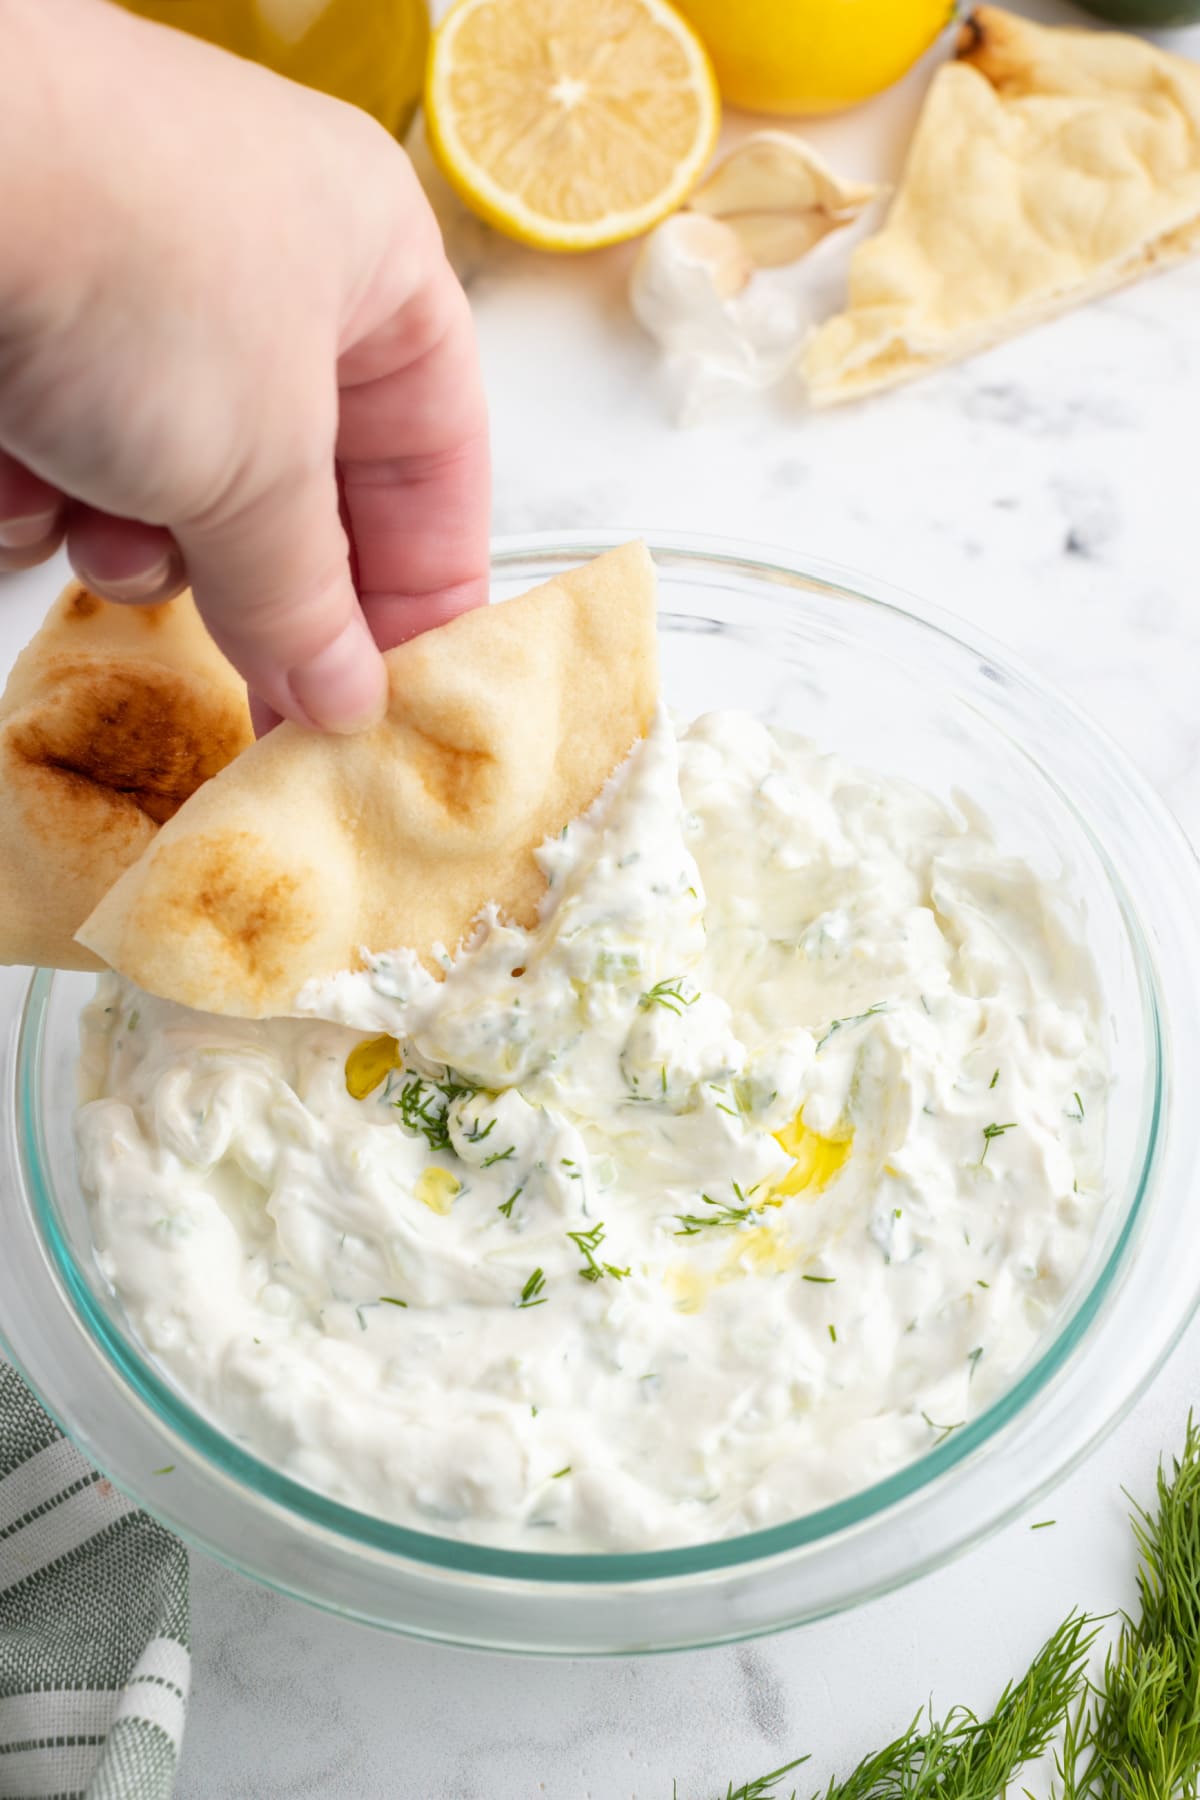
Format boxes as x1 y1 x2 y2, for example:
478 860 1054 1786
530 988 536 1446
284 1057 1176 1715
175 460 387 734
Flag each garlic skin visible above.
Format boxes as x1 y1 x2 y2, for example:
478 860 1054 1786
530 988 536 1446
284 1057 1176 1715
629 213 754 358
630 213 812 421
689 132 879 268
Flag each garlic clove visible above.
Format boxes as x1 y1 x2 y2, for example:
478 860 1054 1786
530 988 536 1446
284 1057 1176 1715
689 131 879 268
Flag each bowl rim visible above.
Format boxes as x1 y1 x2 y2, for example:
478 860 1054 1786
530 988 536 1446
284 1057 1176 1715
3 528 1198 1645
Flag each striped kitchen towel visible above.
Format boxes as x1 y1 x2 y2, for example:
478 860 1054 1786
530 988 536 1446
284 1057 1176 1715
0 1358 189 1800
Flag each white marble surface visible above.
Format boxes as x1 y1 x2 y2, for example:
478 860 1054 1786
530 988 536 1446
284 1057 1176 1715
3 3 1200 1793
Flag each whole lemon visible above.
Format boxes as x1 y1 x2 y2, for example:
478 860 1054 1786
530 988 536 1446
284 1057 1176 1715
674 0 954 115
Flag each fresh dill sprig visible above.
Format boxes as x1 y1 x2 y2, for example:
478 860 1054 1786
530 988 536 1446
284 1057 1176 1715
498 1187 522 1219
671 1758 810 1800
989 1068 1000 1089
702 1619 1095 1800
1071 1091 1086 1122
640 976 699 1017
815 1002 887 1054
978 1121 1017 1165
517 1267 547 1309
394 1072 474 1153
1052 1413 1200 1798
461 1116 496 1144
379 1295 407 1308
711 1420 1200 1800
728 1761 811 1800
566 1222 630 1283
816 1612 1100 1800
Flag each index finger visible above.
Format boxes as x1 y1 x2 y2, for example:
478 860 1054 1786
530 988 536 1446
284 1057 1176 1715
0 448 66 570
336 266 490 652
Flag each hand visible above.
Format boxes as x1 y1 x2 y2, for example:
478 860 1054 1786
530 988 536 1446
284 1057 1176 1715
0 0 489 732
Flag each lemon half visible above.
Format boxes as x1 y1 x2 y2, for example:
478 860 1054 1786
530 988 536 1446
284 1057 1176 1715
426 0 721 252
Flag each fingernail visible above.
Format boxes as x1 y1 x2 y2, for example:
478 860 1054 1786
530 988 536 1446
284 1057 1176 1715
0 508 60 549
289 614 388 733
79 552 177 603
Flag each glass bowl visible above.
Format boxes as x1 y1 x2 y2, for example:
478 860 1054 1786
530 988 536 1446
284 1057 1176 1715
3 531 1200 1656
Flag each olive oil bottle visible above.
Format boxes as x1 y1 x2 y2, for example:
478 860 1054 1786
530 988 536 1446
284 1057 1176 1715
116 0 430 139
1076 0 1200 20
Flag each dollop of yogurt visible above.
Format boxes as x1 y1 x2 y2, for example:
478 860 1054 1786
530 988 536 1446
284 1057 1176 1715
76 709 1107 1550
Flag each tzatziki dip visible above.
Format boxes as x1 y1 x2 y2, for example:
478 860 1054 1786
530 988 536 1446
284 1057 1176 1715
76 708 1107 1551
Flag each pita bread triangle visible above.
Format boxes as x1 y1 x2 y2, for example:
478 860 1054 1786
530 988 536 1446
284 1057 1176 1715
804 6 1200 406
0 582 252 971
78 541 660 1018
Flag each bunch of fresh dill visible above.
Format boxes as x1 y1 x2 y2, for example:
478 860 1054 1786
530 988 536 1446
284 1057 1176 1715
689 1416 1200 1800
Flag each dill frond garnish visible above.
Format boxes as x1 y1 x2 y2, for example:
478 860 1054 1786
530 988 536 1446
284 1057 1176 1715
639 976 698 1016
394 1072 474 1152
815 1002 887 1054
481 1145 516 1167
517 1267 547 1309
674 1187 757 1235
566 1222 629 1283
921 1410 965 1445
498 1187 522 1219
978 1121 1017 1164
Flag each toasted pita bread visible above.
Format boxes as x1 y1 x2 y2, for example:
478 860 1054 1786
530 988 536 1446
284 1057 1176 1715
804 6 1200 406
0 583 252 971
78 542 659 1018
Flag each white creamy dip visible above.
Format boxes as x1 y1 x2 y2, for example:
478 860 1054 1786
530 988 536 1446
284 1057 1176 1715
76 709 1107 1551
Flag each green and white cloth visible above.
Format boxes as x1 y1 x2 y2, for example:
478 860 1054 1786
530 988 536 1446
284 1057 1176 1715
0 1358 189 1800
